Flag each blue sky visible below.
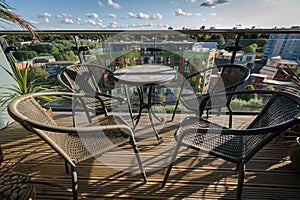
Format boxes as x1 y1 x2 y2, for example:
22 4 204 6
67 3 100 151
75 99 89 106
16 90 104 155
5 0 300 30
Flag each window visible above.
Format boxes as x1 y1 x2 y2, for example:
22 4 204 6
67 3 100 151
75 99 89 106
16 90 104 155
246 56 252 62
174 57 180 64
167 57 171 64
184 66 189 73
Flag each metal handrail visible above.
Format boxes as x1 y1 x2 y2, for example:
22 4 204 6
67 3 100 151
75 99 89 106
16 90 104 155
0 28 300 36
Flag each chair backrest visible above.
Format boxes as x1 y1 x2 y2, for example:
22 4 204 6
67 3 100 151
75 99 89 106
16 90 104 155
6 93 78 165
58 63 112 94
242 91 300 162
7 92 131 166
191 90 300 164
211 64 250 93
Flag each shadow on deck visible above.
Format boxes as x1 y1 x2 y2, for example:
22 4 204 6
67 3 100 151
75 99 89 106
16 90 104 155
0 112 299 199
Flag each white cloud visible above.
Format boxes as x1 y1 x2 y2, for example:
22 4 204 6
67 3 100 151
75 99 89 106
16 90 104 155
56 13 72 19
119 24 129 28
127 12 162 20
209 12 216 16
86 19 97 26
195 13 202 16
97 19 103 26
98 1 105 7
37 12 51 23
186 0 197 3
134 12 149 19
108 22 118 28
62 18 74 24
108 0 121 9
109 13 117 18
137 12 150 19
37 12 51 18
153 13 163 19
173 8 192 16
86 13 99 19
200 0 230 8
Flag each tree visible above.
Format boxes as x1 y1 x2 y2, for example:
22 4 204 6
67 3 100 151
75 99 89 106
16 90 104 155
238 85 257 101
211 34 225 48
244 43 258 53
13 50 37 61
28 66 49 84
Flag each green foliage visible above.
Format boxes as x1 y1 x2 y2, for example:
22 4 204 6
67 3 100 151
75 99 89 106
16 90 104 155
13 50 37 61
14 39 78 62
0 63 55 110
231 98 263 111
237 85 257 101
28 66 49 83
244 43 258 53
159 93 166 102
265 85 275 90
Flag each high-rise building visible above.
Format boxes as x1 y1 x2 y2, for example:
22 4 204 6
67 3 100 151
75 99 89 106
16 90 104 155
262 26 300 62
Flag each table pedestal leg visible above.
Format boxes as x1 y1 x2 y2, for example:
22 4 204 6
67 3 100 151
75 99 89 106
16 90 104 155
148 85 163 144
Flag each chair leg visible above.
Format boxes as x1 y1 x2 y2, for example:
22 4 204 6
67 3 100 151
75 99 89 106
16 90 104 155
161 134 184 188
70 165 78 200
236 163 245 200
130 136 148 183
169 99 180 122
65 161 69 174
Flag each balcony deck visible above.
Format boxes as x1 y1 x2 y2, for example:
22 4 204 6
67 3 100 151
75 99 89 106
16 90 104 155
0 112 300 199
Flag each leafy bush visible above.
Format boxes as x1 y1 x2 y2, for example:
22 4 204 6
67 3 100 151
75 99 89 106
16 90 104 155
237 85 257 101
231 98 263 111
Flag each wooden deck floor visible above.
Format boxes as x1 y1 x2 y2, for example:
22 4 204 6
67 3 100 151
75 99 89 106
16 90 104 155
0 112 300 199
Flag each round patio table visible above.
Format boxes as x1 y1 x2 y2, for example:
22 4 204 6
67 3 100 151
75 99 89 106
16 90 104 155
114 64 177 143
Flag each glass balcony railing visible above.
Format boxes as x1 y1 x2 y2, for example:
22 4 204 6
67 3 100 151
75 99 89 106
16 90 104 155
1 28 300 128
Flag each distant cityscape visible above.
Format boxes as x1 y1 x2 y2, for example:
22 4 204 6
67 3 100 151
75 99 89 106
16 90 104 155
6 26 300 97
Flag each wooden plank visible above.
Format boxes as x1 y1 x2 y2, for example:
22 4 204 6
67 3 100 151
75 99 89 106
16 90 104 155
0 114 299 199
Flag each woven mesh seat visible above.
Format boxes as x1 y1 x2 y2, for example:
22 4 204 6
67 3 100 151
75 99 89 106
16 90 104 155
162 90 300 199
170 64 250 122
58 63 124 116
8 92 147 200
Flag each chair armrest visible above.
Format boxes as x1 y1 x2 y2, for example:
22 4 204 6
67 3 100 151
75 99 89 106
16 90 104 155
23 118 134 135
193 119 298 136
8 92 132 135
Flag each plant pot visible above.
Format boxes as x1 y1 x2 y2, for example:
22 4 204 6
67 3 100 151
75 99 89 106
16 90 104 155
0 173 36 200
43 106 53 119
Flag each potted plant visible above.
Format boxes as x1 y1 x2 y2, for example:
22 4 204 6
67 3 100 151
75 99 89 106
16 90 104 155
0 61 55 110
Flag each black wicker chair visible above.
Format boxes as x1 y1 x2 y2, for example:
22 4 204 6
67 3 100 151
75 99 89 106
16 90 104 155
170 64 250 122
57 63 124 117
8 92 147 200
162 90 300 199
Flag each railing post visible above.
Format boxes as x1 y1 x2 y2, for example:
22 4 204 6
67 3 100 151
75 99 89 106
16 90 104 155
73 35 86 63
230 33 241 64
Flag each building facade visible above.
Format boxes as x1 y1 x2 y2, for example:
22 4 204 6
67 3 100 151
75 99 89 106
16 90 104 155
96 40 217 92
262 26 300 61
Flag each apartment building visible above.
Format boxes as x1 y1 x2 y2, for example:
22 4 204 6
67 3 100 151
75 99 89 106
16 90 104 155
263 26 300 61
